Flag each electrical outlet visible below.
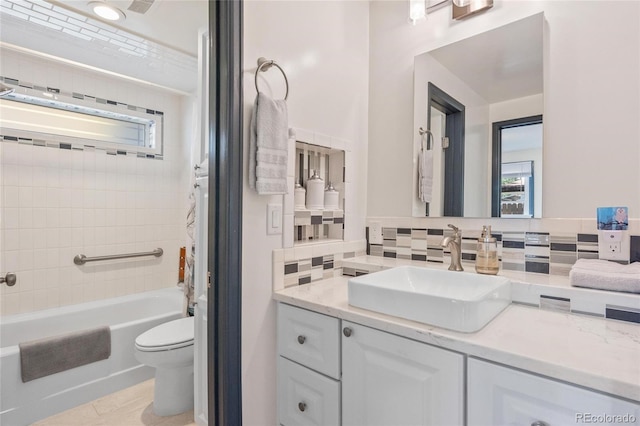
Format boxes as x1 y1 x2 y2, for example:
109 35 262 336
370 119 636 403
598 230 627 261
606 242 621 254
369 222 383 245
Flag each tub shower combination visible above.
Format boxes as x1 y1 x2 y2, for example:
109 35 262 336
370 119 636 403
0 287 183 425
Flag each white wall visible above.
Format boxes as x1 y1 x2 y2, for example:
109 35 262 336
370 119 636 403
242 1 369 424
0 48 191 315
369 0 640 219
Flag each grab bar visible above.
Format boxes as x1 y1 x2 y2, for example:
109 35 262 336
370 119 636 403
1 272 17 286
74 248 163 265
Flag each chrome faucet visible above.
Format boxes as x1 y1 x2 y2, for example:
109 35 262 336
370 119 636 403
441 224 463 271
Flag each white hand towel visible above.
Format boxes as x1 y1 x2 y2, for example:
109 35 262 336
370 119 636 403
418 148 433 203
249 92 289 195
569 259 640 293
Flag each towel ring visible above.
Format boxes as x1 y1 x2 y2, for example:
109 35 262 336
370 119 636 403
255 57 289 100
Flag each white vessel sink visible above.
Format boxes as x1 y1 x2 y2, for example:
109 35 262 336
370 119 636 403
348 266 511 333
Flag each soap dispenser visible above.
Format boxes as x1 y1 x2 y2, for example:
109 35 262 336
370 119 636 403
475 225 499 275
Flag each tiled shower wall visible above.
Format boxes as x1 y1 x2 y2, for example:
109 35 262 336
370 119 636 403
365 218 640 275
0 50 191 316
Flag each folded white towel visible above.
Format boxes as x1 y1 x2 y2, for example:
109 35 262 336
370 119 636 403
249 92 289 195
569 259 640 294
418 148 433 203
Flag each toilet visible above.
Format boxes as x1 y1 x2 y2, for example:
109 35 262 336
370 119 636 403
134 316 195 416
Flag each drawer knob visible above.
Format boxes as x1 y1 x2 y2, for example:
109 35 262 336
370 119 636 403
298 402 307 412
531 422 549 426
343 327 353 337
297 335 306 344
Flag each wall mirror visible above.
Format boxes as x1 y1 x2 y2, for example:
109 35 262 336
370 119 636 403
412 12 544 218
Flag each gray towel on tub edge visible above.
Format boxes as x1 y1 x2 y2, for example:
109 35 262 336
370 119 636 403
19 326 111 383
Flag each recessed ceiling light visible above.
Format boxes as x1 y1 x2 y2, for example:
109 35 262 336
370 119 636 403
89 2 125 21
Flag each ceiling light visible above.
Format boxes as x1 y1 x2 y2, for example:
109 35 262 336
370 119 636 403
89 2 125 21
452 0 471 6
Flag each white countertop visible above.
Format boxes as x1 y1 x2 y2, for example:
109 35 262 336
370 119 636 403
273 276 640 403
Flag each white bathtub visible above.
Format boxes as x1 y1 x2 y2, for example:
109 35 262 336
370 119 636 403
0 287 183 425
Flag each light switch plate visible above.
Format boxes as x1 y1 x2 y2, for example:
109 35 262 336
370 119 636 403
369 222 383 245
267 204 282 235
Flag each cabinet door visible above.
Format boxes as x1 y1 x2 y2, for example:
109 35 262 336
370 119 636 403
342 321 464 426
468 358 640 426
277 357 340 426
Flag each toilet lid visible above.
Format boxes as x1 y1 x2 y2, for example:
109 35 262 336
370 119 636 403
135 317 194 351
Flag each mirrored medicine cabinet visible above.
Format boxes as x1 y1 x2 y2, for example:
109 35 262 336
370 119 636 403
412 12 544 219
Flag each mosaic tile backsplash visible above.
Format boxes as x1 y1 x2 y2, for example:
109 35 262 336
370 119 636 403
366 226 640 276
294 209 344 243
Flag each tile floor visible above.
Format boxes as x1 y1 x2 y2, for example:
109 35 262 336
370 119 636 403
33 379 196 426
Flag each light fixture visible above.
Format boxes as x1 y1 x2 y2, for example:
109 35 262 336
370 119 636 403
409 0 426 24
452 0 493 20
89 1 125 21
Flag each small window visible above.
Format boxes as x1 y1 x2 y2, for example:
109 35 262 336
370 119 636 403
0 80 163 156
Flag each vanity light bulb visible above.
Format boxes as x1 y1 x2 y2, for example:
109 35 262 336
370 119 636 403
409 0 426 24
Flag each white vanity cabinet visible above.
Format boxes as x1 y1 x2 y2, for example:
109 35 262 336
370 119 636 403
341 321 464 426
468 358 640 426
277 303 341 425
277 304 465 426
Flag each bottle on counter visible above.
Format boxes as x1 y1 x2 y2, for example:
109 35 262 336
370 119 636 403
475 225 499 275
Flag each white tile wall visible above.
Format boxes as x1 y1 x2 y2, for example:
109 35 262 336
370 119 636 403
0 50 192 316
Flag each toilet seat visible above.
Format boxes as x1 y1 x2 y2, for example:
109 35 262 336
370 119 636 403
135 317 194 352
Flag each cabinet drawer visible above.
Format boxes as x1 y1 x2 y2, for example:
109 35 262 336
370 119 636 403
277 357 340 426
277 303 340 379
468 358 640 426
